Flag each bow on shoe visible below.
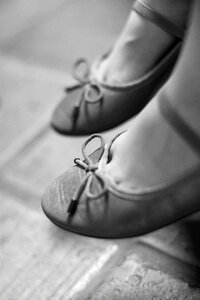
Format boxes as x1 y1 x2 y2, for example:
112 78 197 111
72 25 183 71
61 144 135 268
67 134 107 216
65 59 104 124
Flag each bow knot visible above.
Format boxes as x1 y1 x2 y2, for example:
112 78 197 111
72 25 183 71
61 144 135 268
86 165 98 172
65 59 104 125
67 135 107 216
74 157 98 173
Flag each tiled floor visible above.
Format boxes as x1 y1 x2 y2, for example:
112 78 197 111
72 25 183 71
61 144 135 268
0 1 200 299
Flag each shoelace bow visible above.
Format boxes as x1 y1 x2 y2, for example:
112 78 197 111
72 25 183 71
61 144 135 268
67 134 107 216
65 59 104 124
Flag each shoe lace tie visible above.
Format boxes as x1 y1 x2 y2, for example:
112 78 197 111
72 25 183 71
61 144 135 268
65 59 104 124
67 134 107 216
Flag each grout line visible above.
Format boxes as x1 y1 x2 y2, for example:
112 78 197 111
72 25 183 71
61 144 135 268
65 244 119 300
0 118 49 169
0 178 41 211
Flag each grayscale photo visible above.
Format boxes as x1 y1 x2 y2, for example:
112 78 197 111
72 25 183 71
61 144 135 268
0 0 200 299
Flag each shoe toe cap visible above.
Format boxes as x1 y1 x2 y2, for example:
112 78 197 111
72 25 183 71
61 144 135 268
42 154 87 220
51 95 74 134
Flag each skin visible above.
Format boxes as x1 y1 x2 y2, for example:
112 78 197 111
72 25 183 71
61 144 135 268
97 0 190 84
104 0 200 193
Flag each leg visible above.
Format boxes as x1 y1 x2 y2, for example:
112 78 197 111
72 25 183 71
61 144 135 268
105 0 200 191
165 0 200 133
97 0 190 84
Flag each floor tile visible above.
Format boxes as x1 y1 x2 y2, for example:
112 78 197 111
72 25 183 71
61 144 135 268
89 250 200 300
0 193 118 300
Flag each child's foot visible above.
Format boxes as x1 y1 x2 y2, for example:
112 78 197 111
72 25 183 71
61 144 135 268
97 0 189 85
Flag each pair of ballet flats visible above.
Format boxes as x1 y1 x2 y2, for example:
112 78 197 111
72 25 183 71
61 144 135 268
42 1 200 239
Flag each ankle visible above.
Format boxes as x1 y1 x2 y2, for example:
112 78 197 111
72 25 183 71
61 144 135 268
120 10 148 41
120 10 175 55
